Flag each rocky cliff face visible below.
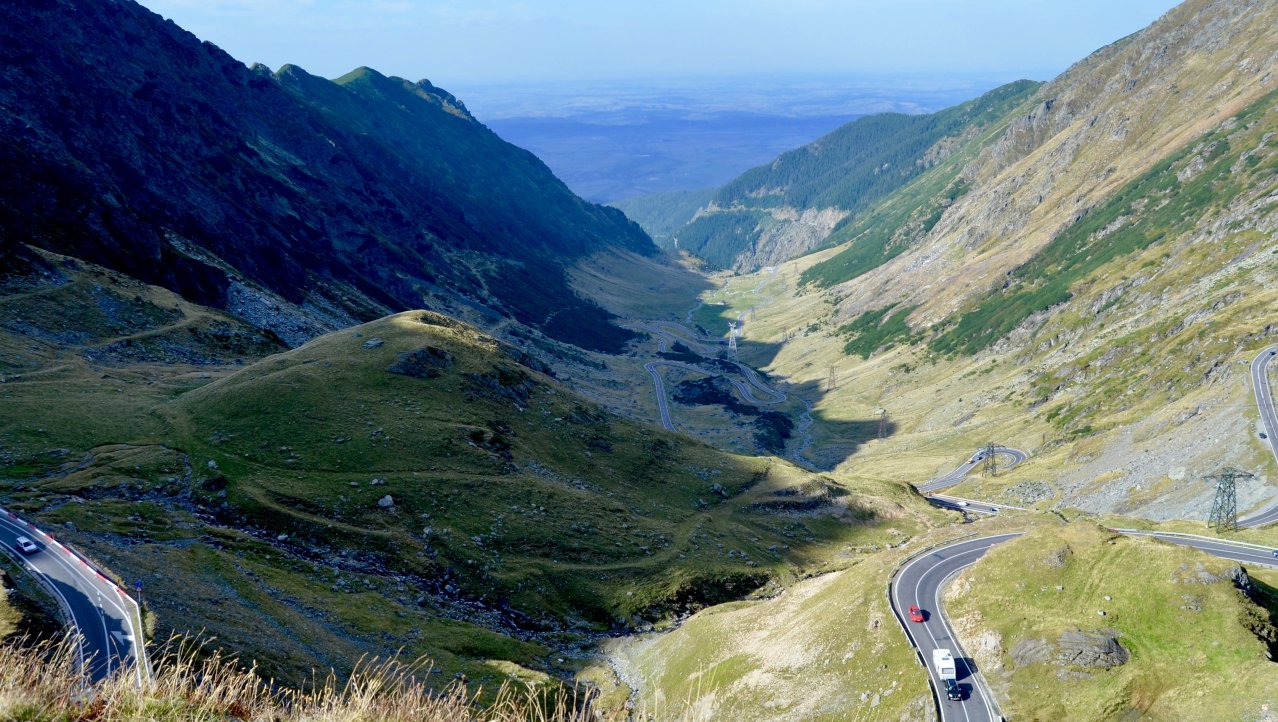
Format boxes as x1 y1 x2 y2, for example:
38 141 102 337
0 0 654 352
728 206 848 271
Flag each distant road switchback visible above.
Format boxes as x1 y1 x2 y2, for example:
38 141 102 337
625 268 817 465
916 447 1029 494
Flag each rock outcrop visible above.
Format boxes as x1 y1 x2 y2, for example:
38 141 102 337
1011 628 1130 670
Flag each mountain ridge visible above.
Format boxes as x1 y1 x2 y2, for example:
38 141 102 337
704 0 1278 525
667 80 1041 271
825 0 1278 330
0 0 653 353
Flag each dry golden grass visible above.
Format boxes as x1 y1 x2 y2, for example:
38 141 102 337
0 635 609 722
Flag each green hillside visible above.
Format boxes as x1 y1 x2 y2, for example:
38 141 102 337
165 311 932 628
931 85 1278 356
0 0 655 354
610 517 1278 721
948 524 1278 720
798 172 971 289
0 251 937 690
678 80 1040 269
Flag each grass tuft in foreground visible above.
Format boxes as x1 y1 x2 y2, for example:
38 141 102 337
0 635 608 722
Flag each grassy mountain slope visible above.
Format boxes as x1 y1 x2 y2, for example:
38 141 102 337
165 312 934 626
823 0 1278 334
696 0 1278 518
0 0 652 353
674 81 1040 271
708 101 1278 515
0 250 938 691
605 529 941 721
948 524 1278 720
930 89 1278 356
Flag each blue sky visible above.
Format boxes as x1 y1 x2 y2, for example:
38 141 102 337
138 0 1181 89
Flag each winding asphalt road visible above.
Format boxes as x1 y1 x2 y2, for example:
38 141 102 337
628 302 816 465
0 508 146 684
891 344 1278 717
892 533 1021 722
891 529 1278 721
916 447 1029 494
641 361 677 431
927 494 1024 516
1239 345 1278 528
640 359 787 433
1114 529 1278 568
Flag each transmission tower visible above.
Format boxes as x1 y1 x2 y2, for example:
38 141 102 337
877 409 888 440
982 443 998 477
827 366 839 391
1207 467 1254 533
727 322 738 355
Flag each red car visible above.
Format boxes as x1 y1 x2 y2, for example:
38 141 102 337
908 605 925 623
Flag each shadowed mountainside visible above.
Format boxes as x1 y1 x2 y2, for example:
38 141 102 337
0 0 654 353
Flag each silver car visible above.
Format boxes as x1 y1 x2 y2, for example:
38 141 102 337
14 536 38 554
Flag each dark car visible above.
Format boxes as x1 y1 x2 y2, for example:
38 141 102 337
944 678 963 701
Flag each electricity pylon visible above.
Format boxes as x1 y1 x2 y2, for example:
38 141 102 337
1207 467 1254 533
982 443 998 476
